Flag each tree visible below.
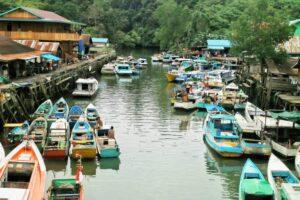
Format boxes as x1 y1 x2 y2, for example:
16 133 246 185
230 0 292 64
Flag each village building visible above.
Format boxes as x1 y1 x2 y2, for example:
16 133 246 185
0 6 83 58
282 19 300 57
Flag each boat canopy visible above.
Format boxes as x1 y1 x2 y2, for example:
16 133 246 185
243 179 274 196
270 111 300 123
205 104 225 112
76 78 98 84
210 114 235 120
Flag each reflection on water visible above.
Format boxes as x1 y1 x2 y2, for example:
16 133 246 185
43 48 295 200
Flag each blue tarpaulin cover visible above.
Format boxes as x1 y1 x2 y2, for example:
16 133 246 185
207 39 231 50
41 54 60 61
205 104 226 112
92 38 109 43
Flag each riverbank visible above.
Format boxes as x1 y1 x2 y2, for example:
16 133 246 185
0 49 116 129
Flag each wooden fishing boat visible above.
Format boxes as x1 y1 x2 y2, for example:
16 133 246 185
203 113 243 157
296 146 300 178
0 140 46 200
69 118 97 159
69 105 83 130
221 83 247 110
47 163 83 200
235 113 271 156
0 143 5 163
32 99 53 119
101 63 116 75
28 117 48 150
115 64 133 76
95 125 120 158
48 97 69 126
239 159 273 200
166 70 179 82
7 121 29 144
244 101 266 123
268 154 300 200
72 78 99 97
43 119 70 158
255 116 300 157
173 101 198 111
84 103 99 127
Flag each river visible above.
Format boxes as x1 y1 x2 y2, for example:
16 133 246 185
44 48 294 200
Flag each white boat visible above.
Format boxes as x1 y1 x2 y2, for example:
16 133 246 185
0 143 5 162
244 101 266 122
296 147 300 178
115 64 133 76
101 63 115 75
72 78 98 97
137 58 148 66
255 116 300 157
84 103 100 127
268 154 300 200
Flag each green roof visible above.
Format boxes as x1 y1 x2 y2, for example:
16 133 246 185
270 111 300 122
242 179 274 196
52 179 77 188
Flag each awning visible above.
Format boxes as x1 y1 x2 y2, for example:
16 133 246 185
207 46 225 50
41 54 60 62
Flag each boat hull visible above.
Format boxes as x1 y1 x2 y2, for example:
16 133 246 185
43 149 67 158
70 145 97 159
166 73 177 82
72 90 97 97
204 134 243 158
100 148 120 158
241 140 272 156
271 140 298 157
173 102 197 111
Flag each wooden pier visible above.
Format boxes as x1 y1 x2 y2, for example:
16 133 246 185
0 51 116 129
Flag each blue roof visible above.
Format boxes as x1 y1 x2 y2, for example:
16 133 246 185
41 54 60 61
92 38 109 43
207 39 231 49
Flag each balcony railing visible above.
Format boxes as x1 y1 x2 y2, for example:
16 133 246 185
0 31 80 41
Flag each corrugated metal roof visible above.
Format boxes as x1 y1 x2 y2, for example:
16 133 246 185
15 40 60 54
92 38 109 43
207 40 231 48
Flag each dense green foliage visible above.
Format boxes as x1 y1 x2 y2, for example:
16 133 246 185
1 0 299 56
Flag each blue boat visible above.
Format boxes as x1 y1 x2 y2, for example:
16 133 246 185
68 105 83 130
95 125 120 158
115 64 133 76
203 113 243 157
48 97 69 127
239 159 273 200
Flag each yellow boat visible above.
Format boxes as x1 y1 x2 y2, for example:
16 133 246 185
166 71 178 82
69 119 97 159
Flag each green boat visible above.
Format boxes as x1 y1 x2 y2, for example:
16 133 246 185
33 99 53 119
239 159 274 200
48 97 69 126
47 178 83 200
7 121 29 144
28 117 48 150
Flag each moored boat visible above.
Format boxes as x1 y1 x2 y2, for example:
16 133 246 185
28 117 48 150
72 78 99 97
173 101 198 111
95 125 120 158
203 113 243 157
235 113 271 156
0 140 46 200
69 105 84 130
48 97 69 126
84 103 99 127
7 121 29 144
268 154 300 200
101 63 116 75
32 99 53 119
166 70 179 82
43 119 70 158
296 147 300 178
0 143 4 163
69 118 97 159
239 159 273 200
115 64 133 76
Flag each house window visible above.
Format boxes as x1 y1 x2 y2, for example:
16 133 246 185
7 23 12 31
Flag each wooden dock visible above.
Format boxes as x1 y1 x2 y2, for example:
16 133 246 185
0 51 116 128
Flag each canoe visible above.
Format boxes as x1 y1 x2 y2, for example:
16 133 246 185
7 121 29 144
69 105 83 130
48 98 69 125
239 159 273 200
0 140 46 200
268 154 300 200
28 117 48 150
32 99 53 119
0 143 4 163
203 113 243 157
43 119 70 158
235 113 271 156
95 125 120 158
69 118 97 159
296 147 300 178
84 103 99 127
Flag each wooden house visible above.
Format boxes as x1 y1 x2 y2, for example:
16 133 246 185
0 7 83 57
